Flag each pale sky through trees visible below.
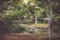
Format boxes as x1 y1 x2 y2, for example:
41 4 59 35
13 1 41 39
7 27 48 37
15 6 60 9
23 0 29 4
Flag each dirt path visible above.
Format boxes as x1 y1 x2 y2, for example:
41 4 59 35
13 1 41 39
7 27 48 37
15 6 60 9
0 33 60 40
0 33 49 40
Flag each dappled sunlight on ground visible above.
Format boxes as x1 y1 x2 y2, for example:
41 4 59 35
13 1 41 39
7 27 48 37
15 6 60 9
21 23 49 28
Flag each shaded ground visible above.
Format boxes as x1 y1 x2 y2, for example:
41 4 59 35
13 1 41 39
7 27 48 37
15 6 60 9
0 33 49 40
0 33 60 40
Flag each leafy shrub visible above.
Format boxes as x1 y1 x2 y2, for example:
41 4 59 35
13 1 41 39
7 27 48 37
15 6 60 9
44 20 48 23
23 19 33 24
26 28 35 33
8 24 26 33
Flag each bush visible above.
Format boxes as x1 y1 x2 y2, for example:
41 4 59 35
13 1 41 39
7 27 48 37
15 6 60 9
8 24 26 33
26 28 35 33
23 19 33 24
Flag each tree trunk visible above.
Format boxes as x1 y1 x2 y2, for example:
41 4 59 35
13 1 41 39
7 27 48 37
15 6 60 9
48 0 53 40
35 16 38 24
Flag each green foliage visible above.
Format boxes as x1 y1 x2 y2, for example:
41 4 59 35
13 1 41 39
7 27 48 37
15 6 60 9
0 0 60 34
53 14 60 22
52 14 60 33
23 19 33 24
8 24 26 33
3 0 47 20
